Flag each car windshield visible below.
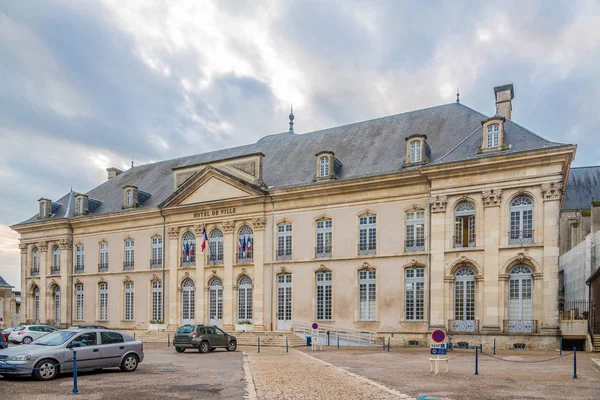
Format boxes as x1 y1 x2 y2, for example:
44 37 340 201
33 331 78 346
177 326 195 334
14 326 25 331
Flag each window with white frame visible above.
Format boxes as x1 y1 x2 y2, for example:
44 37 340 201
76 244 84 272
54 287 61 326
34 287 40 323
487 124 499 148
40 201 47 218
405 210 425 252
99 282 108 321
124 239 135 269
124 282 134 321
453 267 476 332
316 219 332 258
209 230 224 264
152 236 163 265
75 283 84 321
32 248 39 275
508 265 534 333
237 276 253 322
277 223 293 260
410 140 421 163
319 156 329 177
316 272 332 320
151 280 162 321
76 197 83 214
99 241 108 271
358 215 376 254
454 202 476 248
405 268 424 321
358 270 376 321
509 196 534 244
126 190 133 207
52 246 60 272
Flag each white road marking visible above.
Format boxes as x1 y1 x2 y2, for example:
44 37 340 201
242 351 258 400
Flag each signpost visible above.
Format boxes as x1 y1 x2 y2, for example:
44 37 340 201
429 330 448 374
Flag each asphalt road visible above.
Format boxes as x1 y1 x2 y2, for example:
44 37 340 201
1 343 246 400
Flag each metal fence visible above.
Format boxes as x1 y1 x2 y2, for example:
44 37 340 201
559 299 589 320
293 320 378 347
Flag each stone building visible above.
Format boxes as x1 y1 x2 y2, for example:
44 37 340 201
0 274 16 328
11 84 576 346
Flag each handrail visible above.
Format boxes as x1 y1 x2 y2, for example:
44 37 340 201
293 320 378 347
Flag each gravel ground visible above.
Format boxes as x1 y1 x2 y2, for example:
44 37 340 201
301 347 600 400
1 343 246 400
245 346 415 399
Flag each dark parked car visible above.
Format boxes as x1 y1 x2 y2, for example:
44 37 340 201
173 325 237 353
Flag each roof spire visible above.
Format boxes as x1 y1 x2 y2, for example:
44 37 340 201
131 158 134 168
456 87 460 104
288 104 295 134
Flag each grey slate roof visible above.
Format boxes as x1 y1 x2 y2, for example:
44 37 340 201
562 166 600 210
0 274 13 288
15 103 569 226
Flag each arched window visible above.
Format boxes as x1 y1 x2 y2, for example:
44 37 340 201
33 286 40 324
32 248 39 276
52 246 61 274
509 196 534 244
454 202 476 248
316 271 332 320
99 282 108 321
124 282 134 321
405 210 425 252
209 230 224 265
237 226 254 263
209 278 223 326
238 276 253 323
507 265 534 333
181 232 196 267
487 124 499 148
182 279 195 325
75 283 84 321
316 219 332 258
453 267 476 332
54 286 61 327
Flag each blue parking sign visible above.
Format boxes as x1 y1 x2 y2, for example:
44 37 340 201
430 348 447 355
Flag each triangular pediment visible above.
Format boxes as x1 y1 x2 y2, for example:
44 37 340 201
160 167 266 208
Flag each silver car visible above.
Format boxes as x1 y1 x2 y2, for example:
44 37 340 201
0 329 144 380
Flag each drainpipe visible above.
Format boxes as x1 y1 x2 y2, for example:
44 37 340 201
420 172 433 330
162 212 166 324
70 232 74 327
269 193 275 331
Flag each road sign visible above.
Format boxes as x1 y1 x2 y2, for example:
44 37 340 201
431 329 446 343
430 348 447 355
430 343 446 349
312 322 319 330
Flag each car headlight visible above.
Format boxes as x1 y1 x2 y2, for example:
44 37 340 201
7 355 31 361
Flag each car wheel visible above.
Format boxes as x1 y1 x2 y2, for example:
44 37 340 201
199 341 210 354
22 336 33 345
175 347 185 353
120 354 139 372
209 347 216 352
227 341 237 352
33 359 59 381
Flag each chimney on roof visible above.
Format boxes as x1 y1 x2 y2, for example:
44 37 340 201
106 167 123 180
494 84 514 120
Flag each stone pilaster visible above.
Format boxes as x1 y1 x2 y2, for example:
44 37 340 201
540 191 561 334
37 241 48 324
429 209 445 328
481 189 502 332
167 226 180 328
222 221 235 331
59 238 72 327
252 217 266 330
19 243 27 324
194 225 205 324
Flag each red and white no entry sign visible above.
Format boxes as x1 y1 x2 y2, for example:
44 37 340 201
431 329 446 343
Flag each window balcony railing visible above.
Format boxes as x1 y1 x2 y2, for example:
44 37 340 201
181 255 195 267
236 251 253 264
559 299 589 320
75 265 85 274
50 265 60 275
208 254 224 265
315 246 332 258
508 229 534 245
405 238 425 252
98 263 108 273
123 261 135 271
30 268 40 277
503 319 538 333
448 319 479 333
276 248 292 261
150 258 163 269
453 235 476 249
357 243 376 256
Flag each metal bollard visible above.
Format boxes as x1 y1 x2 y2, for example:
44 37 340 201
560 338 562 356
493 338 496 355
168 333 171 348
72 349 79 394
383 337 386 351
258 337 260 353
134 332 136 340
474 345 479 376
337 335 340 349
286 337 289 353
387 337 390 352
327 331 330 346
573 347 577 379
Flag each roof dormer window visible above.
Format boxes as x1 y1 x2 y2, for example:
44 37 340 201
41 202 47 218
479 116 508 153
74 194 89 216
404 135 429 167
76 198 83 214
319 156 329 177
487 124 499 148
126 190 133 207
314 151 340 181
38 198 51 219
410 141 422 163
123 185 139 209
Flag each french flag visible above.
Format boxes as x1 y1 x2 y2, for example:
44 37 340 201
200 228 208 252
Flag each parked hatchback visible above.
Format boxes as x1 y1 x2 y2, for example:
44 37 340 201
8 325 57 344
0 329 144 380
2 327 17 343
173 325 237 353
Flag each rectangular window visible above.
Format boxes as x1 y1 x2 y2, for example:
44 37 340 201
124 239 134 269
316 272 332 320
126 190 133 206
76 245 85 272
152 280 162 321
405 210 425 252
76 198 83 214
99 282 108 321
410 141 421 163
99 241 108 271
316 219 332 258
152 237 163 265
75 283 84 321
487 124 499 148
277 224 293 260
358 270 376 321
405 268 424 321
124 282 134 321
319 156 329 177
358 215 376 255
40 202 47 217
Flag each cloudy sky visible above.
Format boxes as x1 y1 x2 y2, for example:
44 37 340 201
1 0 599 288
